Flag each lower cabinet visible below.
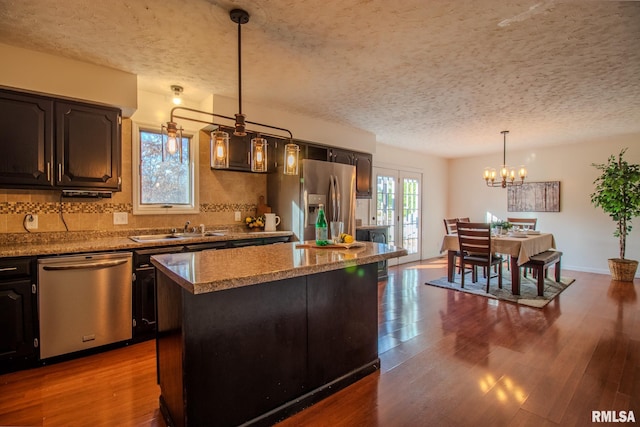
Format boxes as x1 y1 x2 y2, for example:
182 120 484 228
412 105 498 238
0 257 37 372
356 226 389 279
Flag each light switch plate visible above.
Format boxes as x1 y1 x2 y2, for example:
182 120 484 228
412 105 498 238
113 212 128 225
234 211 241 221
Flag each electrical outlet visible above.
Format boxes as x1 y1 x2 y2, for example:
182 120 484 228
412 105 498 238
113 212 128 225
234 211 241 221
26 214 38 230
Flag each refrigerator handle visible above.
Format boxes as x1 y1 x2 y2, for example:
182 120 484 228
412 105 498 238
332 175 341 222
330 175 336 222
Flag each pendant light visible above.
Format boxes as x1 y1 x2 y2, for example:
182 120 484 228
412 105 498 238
211 130 230 169
284 143 300 175
161 120 182 162
251 135 268 172
483 131 527 188
162 8 300 174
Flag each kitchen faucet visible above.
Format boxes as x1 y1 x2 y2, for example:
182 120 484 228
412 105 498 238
183 221 191 233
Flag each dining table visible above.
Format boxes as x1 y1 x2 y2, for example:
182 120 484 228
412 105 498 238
440 232 556 295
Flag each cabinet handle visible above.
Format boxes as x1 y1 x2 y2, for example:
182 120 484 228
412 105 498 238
0 267 18 272
46 162 51 181
58 164 62 182
247 152 251 165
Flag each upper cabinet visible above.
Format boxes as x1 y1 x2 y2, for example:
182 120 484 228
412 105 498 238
0 91 53 188
55 101 121 189
328 147 372 199
0 89 122 191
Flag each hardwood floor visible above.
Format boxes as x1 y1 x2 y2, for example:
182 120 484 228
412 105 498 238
1 258 638 426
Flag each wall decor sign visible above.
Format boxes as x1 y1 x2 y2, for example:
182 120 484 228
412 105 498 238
508 181 560 212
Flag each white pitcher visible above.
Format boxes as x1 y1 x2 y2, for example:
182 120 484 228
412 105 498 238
264 213 281 231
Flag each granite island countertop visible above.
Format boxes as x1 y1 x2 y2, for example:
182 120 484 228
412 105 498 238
151 241 407 294
0 230 293 258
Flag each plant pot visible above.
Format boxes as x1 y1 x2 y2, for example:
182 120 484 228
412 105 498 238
608 258 639 282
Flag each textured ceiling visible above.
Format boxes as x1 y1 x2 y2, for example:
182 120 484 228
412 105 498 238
0 0 639 158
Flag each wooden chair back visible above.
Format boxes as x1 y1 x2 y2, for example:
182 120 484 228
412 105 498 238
507 217 537 230
457 217 470 223
444 218 459 234
456 222 492 256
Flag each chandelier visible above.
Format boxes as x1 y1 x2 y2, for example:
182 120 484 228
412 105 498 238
483 130 527 188
161 9 299 175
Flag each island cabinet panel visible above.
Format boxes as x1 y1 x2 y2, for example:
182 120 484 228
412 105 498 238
307 265 378 389
156 263 380 427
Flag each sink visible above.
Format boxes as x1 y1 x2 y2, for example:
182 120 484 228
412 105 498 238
129 233 198 243
170 232 204 238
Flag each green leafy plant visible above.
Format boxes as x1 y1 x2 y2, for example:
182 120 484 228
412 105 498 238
490 220 512 230
590 148 640 260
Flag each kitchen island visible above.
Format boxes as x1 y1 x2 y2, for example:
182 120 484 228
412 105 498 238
152 241 406 427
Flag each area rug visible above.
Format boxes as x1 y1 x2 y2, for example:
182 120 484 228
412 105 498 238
425 273 575 308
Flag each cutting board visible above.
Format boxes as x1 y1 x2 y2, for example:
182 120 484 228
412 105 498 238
256 195 271 216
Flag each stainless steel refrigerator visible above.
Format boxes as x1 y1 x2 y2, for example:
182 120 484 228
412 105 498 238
267 159 356 242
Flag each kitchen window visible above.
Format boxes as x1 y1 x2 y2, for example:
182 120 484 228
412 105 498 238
132 123 199 215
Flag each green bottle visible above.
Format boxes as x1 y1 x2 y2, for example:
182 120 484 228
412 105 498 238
315 204 328 245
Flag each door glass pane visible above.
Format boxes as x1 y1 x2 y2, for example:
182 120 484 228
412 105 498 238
376 175 396 244
402 177 420 254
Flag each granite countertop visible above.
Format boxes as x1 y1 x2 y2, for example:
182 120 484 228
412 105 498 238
356 225 389 230
0 230 293 258
152 241 407 295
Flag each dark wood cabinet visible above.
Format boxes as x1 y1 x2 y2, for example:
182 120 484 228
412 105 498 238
353 152 372 198
0 88 122 191
156 262 378 427
55 101 121 190
0 91 53 188
328 147 354 165
0 257 37 372
329 147 373 199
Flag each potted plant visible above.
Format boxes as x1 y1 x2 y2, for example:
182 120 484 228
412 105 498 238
590 148 640 281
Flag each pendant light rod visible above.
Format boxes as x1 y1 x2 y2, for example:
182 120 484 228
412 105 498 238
169 106 293 140
502 130 508 166
235 11 244 115
230 9 250 136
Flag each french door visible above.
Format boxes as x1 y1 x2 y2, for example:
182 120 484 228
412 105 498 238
372 167 421 264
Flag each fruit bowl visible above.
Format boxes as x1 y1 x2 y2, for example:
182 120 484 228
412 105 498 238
245 215 265 229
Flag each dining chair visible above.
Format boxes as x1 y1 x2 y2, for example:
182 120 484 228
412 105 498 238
456 222 503 292
443 218 459 234
507 217 537 230
457 217 470 223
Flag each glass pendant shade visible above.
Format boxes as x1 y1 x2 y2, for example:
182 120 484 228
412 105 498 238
211 130 230 169
284 143 300 175
161 121 183 162
251 136 268 172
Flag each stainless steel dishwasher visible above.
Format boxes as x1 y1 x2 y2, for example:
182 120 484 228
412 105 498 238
37 252 133 359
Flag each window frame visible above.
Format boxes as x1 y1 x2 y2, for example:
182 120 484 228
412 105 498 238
132 121 200 215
